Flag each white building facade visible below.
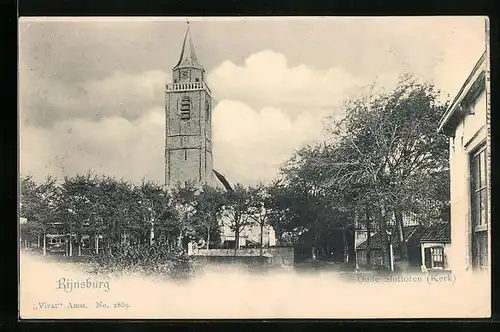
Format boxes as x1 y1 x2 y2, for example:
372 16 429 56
218 210 276 249
437 50 491 272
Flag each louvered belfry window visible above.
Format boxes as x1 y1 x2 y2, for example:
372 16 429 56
180 97 191 120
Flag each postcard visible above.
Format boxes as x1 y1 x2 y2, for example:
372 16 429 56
18 16 491 319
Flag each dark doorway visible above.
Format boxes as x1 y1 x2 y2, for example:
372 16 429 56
223 240 236 249
424 247 432 268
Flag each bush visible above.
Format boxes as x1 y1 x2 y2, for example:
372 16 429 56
86 244 197 280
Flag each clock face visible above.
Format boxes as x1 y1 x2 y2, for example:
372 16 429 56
180 69 190 80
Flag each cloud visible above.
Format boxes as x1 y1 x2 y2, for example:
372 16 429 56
21 98 327 187
22 42 485 186
20 108 166 185
20 50 349 186
207 50 364 112
20 69 170 127
212 100 326 186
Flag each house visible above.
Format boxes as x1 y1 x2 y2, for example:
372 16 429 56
355 225 427 270
354 209 425 269
354 211 420 249
218 210 276 249
212 165 278 250
19 218 72 255
437 50 491 272
420 223 451 271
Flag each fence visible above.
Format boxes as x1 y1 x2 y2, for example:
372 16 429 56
190 247 294 267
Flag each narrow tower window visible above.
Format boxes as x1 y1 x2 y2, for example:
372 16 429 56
205 100 210 120
180 97 191 120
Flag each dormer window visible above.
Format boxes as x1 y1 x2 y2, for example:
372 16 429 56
180 97 191 120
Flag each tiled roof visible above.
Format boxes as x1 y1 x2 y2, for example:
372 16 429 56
420 223 451 243
357 225 421 250
406 226 429 246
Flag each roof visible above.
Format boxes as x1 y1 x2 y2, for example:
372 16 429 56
357 225 422 250
173 23 204 70
420 223 451 243
438 51 487 135
213 169 233 192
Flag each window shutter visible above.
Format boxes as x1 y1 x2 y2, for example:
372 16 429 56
180 97 191 120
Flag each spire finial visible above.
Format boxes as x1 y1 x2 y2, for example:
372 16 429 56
173 20 203 70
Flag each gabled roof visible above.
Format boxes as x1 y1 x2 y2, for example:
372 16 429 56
437 51 487 135
357 225 422 250
173 23 204 70
420 223 451 243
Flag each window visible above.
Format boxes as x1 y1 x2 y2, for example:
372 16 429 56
49 238 64 245
431 247 445 269
371 250 384 266
205 100 210 120
195 78 200 82
470 145 488 269
357 250 367 265
180 97 191 120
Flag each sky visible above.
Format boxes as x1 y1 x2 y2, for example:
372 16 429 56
19 16 487 186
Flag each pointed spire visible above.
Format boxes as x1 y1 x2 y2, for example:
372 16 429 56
173 22 203 70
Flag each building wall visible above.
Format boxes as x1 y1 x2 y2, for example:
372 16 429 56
355 249 385 267
354 212 418 250
218 211 277 247
421 242 451 270
220 223 277 247
165 88 213 187
485 21 492 278
354 230 376 248
448 89 488 271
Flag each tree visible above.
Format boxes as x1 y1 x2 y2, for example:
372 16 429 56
192 185 225 249
268 75 450 268
171 181 199 249
96 176 135 254
20 175 61 255
316 75 450 268
58 173 106 255
247 184 272 255
279 145 346 260
265 180 303 246
130 180 173 247
59 175 92 256
222 184 254 256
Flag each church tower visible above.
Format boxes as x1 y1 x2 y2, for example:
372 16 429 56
165 23 213 188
